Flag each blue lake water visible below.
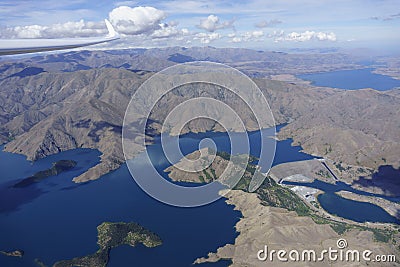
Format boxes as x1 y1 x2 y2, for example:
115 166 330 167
0 126 312 267
297 68 400 91
0 126 398 266
283 180 400 224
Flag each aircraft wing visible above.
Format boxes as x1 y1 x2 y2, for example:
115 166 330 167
0 20 119 56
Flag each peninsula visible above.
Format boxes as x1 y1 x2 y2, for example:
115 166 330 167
13 160 77 188
166 149 400 266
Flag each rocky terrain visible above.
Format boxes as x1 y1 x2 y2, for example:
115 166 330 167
195 189 399 267
277 88 400 171
268 159 336 184
167 149 400 266
0 46 365 77
0 67 150 182
165 148 230 183
0 47 399 186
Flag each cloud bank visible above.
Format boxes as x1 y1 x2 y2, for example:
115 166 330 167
194 32 221 44
274 31 337 42
229 31 264 43
197 15 234 32
3 20 105 38
0 4 338 48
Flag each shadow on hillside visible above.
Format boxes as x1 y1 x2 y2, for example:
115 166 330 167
353 165 400 197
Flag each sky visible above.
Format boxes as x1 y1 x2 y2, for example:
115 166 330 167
0 0 399 52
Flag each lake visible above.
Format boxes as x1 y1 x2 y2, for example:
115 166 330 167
297 68 400 91
0 126 312 267
283 180 400 223
0 126 398 266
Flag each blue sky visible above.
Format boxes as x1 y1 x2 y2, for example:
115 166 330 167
0 0 399 51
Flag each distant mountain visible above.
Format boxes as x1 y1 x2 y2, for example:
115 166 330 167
1 46 363 77
0 47 398 184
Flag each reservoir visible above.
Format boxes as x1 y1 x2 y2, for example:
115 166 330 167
0 126 398 266
297 68 400 91
283 180 400 224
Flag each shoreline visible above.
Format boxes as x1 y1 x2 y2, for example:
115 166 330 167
336 190 400 220
195 189 400 266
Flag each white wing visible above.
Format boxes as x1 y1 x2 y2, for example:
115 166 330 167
0 20 119 56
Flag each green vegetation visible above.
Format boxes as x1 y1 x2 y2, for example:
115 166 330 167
359 226 393 243
210 168 217 180
198 151 258 185
201 166 218 182
202 169 214 182
97 222 162 249
309 214 394 242
315 169 331 179
13 160 77 188
245 164 256 175
230 159 395 243
233 176 251 191
310 201 320 209
216 151 231 161
198 175 206 183
309 214 351 235
7 133 15 142
357 167 366 173
204 150 396 245
54 222 162 267
324 143 332 155
334 162 346 172
216 151 258 164
233 174 312 217
256 178 312 216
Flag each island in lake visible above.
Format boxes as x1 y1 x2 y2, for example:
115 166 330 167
13 160 77 188
0 249 24 257
54 222 162 267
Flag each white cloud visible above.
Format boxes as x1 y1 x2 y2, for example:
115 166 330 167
255 19 282 28
13 25 45 38
2 20 105 38
1 5 180 39
109 6 166 35
250 30 264 38
151 23 189 39
197 15 234 32
231 37 242 43
0 4 197 49
315 31 336 41
230 30 264 43
274 30 337 42
194 32 221 44
268 30 284 38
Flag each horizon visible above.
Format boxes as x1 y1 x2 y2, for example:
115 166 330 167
0 1 399 54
